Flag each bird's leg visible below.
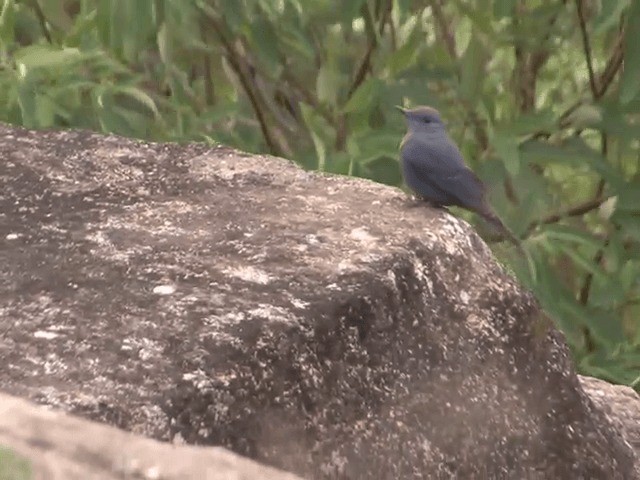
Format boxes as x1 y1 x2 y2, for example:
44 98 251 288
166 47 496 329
406 195 449 212
428 202 450 213
406 195 426 208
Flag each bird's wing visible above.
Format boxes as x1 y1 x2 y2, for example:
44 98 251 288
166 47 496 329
401 135 487 210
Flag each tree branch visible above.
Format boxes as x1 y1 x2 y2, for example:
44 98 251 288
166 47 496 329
578 238 608 306
513 3 559 113
510 18 554 199
427 3 489 149
28 0 52 44
523 195 608 238
206 17 283 156
281 71 333 124
338 0 392 150
203 54 215 106
575 0 598 97
347 0 392 98
539 18 626 136
429 0 457 63
596 25 625 98
576 141 608 306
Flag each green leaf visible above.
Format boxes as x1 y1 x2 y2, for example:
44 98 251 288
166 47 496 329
0 0 15 46
579 353 627 384
111 85 160 118
310 129 326 171
362 156 403 186
531 255 583 346
619 0 640 104
598 101 640 139
492 130 520 175
340 0 367 24
563 104 602 129
502 110 556 135
38 0 73 31
543 224 603 252
285 0 303 16
342 78 380 114
216 0 245 30
579 306 627 347
247 17 281 77
157 22 172 64
619 260 640 292
396 0 414 16
616 181 640 212
386 35 421 76
94 86 136 135
34 93 56 127
280 24 315 60
519 138 623 186
612 211 640 242
14 46 82 70
323 150 351 175
459 29 488 104
258 0 280 20
0 447 31 480
354 132 402 163
316 62 340 106
96 0 112 47
300 103 328 170
16 75 37 128
590 272 627 309
560 246 607 282
493 0 515 19
594 0 630 34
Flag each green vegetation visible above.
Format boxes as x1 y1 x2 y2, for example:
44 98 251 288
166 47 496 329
0 447 32 480
0 0 639 388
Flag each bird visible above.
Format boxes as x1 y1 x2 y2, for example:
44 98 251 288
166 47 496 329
397 105 524 251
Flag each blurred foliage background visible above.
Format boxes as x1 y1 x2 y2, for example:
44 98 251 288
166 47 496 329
0 0 639 389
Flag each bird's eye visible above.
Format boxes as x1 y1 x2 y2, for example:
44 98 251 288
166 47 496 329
422 117 431 123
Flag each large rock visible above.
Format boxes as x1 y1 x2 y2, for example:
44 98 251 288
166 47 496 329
580 376 640 467
0 123 636 479
0 392 303 479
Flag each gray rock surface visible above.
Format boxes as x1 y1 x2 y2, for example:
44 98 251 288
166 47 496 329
580 375 640 473
0 391 303 480
0 123 637 479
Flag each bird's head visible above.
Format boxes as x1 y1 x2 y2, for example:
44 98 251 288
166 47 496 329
396 105 444 132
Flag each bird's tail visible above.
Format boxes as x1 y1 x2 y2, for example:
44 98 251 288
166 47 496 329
482 210 523 252
480 208 536 281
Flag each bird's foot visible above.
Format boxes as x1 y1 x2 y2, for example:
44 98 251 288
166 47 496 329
429 202 449 213
406 196 426 208
406 196 449 212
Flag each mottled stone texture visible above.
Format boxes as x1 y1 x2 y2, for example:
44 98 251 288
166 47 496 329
580 375 640 477
0 123 636 479
0 392 303 480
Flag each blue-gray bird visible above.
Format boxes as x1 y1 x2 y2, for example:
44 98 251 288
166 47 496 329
397 105 522 249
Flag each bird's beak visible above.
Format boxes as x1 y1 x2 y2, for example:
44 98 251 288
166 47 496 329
395 105 407 115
